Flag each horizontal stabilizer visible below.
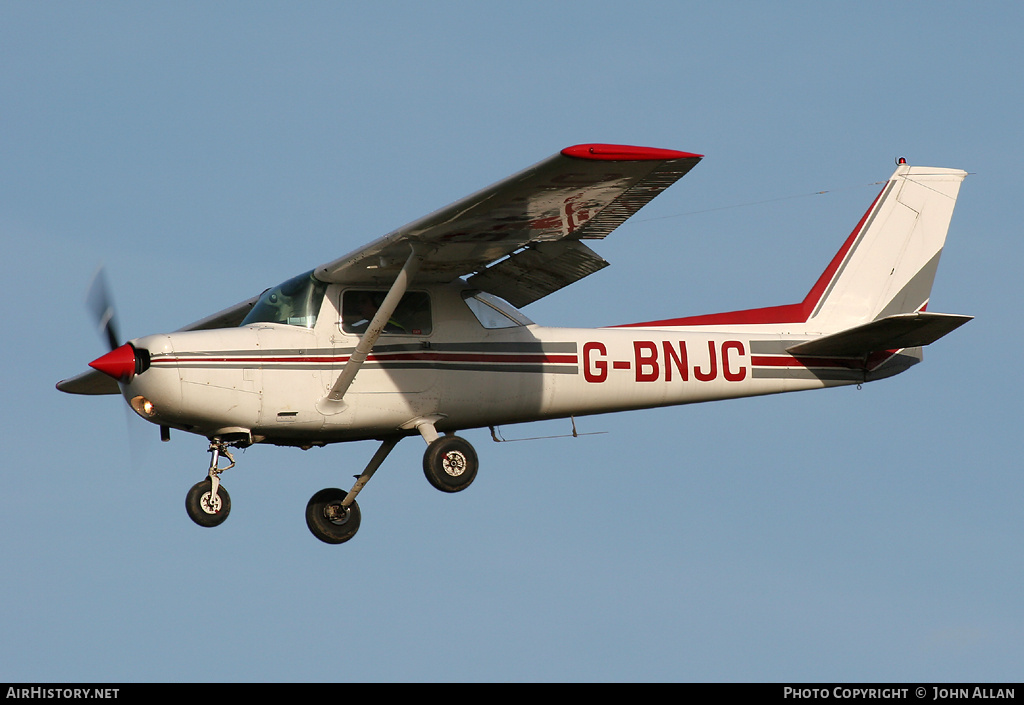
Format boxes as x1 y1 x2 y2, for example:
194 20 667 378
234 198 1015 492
786 312 972 357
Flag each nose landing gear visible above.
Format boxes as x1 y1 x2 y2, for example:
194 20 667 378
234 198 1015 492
185 478 231 527
185 438 242 528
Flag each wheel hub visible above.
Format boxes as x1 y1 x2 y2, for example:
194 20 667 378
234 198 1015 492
442 451 466 477
200 491 222 515
324 502 351 525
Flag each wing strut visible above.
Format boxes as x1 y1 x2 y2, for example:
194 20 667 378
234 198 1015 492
317 245 425 415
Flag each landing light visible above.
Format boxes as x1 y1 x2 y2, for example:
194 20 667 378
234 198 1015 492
131 395 156 418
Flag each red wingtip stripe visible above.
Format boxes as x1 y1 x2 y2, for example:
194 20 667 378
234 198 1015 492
562 144 703 161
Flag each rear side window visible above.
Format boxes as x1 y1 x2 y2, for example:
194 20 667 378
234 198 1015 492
462 290 532 329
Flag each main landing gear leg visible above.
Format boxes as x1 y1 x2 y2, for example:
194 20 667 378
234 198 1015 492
185 439 237 528
305 437 401 545
417 421 479 493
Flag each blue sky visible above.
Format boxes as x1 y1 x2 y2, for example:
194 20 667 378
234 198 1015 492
2 2 1021 682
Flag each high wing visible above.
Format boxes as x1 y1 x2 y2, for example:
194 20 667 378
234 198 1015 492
58 144 700 395
314 144 702 307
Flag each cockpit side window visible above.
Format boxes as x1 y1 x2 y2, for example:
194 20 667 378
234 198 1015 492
240 270 328 328
461 290 533 329
341 290 432 335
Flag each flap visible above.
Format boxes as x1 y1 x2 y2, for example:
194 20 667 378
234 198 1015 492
466 240 609 308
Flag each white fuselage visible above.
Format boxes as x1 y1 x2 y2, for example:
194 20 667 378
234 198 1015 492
122 281 911 446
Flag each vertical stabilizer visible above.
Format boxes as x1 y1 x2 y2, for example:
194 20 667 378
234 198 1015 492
616 162 968 340
806 164 967 332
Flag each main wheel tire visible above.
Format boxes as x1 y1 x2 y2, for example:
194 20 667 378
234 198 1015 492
185 479 232 527
423 435 478 493
305 488 361 544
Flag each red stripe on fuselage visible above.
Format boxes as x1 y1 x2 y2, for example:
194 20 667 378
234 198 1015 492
152 352 578 367
363 352 577 364
751 355 862 369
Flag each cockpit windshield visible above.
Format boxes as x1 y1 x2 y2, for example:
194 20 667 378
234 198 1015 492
241 270 328 329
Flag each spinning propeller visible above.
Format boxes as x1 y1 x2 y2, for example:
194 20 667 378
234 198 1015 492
86 267 120 353
82 267 159 466
85 268 148 382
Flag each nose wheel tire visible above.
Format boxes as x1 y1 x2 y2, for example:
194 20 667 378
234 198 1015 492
306 488 362 544
185 479 232 527
423 435 478 493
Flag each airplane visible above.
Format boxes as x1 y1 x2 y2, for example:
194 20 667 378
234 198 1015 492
57 144 971 544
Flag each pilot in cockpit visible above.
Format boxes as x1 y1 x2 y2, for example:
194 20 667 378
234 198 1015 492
342 291 407 334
